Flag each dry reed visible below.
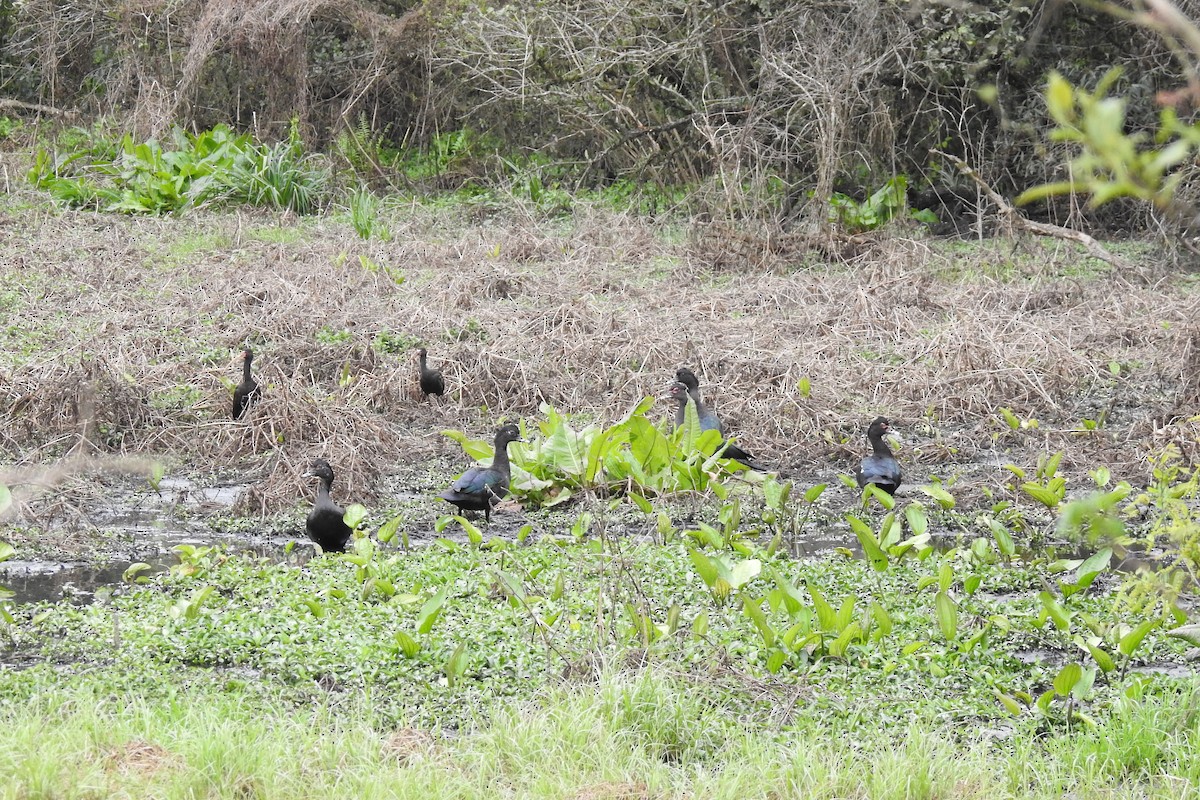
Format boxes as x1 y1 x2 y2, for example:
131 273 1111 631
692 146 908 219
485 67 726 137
0 199 1196 516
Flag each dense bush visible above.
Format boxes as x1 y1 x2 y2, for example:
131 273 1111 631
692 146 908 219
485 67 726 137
0 0 1191 233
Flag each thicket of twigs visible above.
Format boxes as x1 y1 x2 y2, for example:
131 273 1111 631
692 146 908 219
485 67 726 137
0 0 1190 233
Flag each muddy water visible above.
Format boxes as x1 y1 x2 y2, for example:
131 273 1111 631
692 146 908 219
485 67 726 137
0 476 298 605
0 472 1163 607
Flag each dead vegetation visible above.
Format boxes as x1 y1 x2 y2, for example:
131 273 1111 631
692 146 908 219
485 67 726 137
0 197 1198 520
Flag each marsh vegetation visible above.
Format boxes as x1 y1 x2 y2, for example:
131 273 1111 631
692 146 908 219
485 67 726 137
2 2 1200 797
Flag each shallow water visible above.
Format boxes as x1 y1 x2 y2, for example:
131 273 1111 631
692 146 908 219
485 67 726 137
0 474 1166 608
0 476 300 605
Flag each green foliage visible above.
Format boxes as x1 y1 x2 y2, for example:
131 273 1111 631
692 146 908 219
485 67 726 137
828 175 933 233
370 330 420 355
315 326 352 345
349 187 384 240
1118 445 1200 615
0 116 22 140
1019 69 1200 214
28 122 329 215
443 399 748 510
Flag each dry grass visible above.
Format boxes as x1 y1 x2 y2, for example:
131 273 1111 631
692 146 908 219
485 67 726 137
0 198 1198 518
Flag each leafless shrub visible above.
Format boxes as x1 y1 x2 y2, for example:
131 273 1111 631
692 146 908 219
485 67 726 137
3 0 431 142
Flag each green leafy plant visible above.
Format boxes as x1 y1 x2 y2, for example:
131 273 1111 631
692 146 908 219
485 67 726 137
29 122 329 215
761 477 826 556
350 187 383 240
442 398 747 511
828 175 933 233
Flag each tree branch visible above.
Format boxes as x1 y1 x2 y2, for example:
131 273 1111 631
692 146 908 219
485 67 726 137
931 148 1134 272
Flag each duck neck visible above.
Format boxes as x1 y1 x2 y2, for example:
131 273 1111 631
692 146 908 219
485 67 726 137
870 433 892 457
492 438 512 474
242 353 253 383
419 352 428 371
317 476 333 503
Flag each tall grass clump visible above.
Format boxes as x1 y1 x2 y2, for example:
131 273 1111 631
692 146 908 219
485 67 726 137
349 186 383 239
218 123 330 215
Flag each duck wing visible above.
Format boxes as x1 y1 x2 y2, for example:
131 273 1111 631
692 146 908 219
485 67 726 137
856 454 901 492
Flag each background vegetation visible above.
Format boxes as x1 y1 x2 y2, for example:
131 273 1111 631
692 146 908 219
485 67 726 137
1 0 1195 244
2 2 1200 798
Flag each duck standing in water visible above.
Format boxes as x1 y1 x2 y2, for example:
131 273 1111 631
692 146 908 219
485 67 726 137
417 348 445 398
855 416 902 495
439 424 522 522
303 459 353 552
232 346 260 419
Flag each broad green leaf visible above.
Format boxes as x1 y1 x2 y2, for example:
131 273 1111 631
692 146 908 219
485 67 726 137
441 429 494 460
1053 663 1083 696
920 485 956 510
768 568 806 614
879 512 900 549
935 591 958 641
987 518 1015 557
803 483 827 504
742 596 775 647
864 484 895 510
378 514 403 544
1118 619 1157 657
1085 642 1115 672
393 630 420 658
835 595 856 631
848 514 888 571
677 395 701 452
444 641 468 686
938 562 953 592
829 621 861 657
994 690 1024 716
627 416 670 476
343 503 368 530
122 562 153 583
1021 483 1061 508
1166 623 1200 647
497 571 526 604
869 601 892 639
666 604 681 634
807 583 837 632
766 649 786 674
1074 548 1112 586
417 587 448 634
543 418 588 475
628 492 653 513
726 558 762 590
904 504 928 537
688 549 719 590
1038 592 1073 631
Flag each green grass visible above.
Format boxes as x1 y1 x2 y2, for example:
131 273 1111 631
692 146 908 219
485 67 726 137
0 670 1195 798
245 225 309 245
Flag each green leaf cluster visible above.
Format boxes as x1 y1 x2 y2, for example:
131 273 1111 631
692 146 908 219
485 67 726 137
443 398 747 510
29 122 330 215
